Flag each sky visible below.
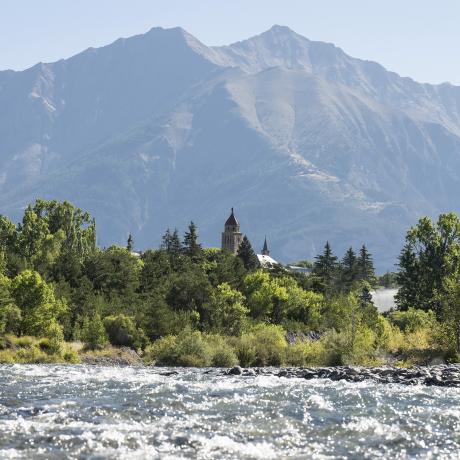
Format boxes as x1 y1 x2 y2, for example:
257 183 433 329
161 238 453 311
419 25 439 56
1 0 459 85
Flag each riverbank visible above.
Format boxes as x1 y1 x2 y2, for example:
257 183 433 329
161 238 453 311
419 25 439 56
224 365 460 387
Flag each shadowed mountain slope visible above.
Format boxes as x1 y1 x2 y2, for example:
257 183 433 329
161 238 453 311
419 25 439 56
2 25 460 270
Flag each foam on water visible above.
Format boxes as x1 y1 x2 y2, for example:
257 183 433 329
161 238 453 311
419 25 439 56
1 365 460 459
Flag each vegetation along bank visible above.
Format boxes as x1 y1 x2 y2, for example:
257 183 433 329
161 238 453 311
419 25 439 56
2 199 460 374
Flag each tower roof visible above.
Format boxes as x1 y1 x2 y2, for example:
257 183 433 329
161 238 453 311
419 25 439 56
262 236 268 252
225 207 239 226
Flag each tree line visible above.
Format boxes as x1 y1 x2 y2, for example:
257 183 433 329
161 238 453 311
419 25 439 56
1 199 460 365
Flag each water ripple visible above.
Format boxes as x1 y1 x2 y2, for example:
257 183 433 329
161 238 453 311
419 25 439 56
1 365 460 459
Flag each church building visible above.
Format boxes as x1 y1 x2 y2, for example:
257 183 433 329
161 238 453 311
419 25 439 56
221 208 279 267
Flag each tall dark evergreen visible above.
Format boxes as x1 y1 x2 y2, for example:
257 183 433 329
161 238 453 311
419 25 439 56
126 234 134 252
395 242 420 311
312 241 338 294
237 236 259 271
341 247 358 290
183 222 202 261
357 244 376 285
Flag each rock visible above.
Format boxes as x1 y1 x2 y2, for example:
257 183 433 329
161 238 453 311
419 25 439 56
160 371 179 376
227 366 243 376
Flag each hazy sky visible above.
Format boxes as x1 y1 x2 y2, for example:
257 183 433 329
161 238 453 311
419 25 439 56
1 0 459 85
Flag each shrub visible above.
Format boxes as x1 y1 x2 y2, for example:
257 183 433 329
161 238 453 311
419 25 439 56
388 308 437 333
80 313 108 350
206 335 239 367
239 324 287 367
103 314 148 349
45 320 64 355
15 336 34 348
211 347 238 367
284 340 325 367
145 335 178 365
174 330 211 367
234 334 256 367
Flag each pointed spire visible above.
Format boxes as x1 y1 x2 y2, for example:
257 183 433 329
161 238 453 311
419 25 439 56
225 207 239 226
262 236 269 256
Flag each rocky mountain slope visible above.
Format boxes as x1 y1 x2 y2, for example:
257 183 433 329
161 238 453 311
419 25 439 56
2 25 460 270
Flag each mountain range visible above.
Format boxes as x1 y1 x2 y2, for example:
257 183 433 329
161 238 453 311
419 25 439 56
1 25 460 271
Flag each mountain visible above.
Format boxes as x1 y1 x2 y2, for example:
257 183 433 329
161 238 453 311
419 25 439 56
2 25 460 271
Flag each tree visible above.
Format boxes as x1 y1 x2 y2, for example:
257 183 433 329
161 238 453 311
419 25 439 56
357 244 377 285
80 313 108 349
440 272 460 352
161 228 183 270
183 222 202 261
103 314 148 349
206 283 248 336
243 270 288 322
9 270 67 337
396 213 460 312
312 241 338 294
127 234 134 252
341 247 358 291
0 275 21 335
237 235 259 271
84 246 142 309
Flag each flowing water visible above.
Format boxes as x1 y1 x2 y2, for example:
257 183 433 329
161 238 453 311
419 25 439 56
1 365 460 459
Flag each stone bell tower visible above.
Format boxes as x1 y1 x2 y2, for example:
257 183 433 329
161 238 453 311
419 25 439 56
221 208 243 254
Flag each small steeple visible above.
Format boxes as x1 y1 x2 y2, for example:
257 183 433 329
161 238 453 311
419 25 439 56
261 236 269 256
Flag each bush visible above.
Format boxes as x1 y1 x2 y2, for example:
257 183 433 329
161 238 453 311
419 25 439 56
211 347 238 367
174 330 211 367
206 335 239 367
45 320 64 355
145 335 178 365
104 314 148 349
15 336 34 348
388 308 437 333
237 324 287 367
80 313 108 350
284 340 324 367
234 334 256 367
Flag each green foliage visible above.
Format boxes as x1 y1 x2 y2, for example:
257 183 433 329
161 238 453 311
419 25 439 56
240 324 287 366
9 270 67 337
80 313 108 350
205 283 248 335
182 221 203 261
103 314 148 349
3 199 460 368
237 236 260 271
312 241 339 294
396 213 460 311
387 308 437 333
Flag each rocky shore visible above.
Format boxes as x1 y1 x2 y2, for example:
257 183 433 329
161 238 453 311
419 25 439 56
225 364 460 387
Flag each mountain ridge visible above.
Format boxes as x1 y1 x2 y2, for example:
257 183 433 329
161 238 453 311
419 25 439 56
1 25 460 270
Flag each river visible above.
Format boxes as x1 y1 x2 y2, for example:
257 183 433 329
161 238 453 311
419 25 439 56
1 365 459 459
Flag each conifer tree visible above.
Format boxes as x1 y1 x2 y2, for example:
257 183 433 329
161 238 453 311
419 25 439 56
357 244 376 285
341 247 358 290
160 228 172 251
126 233 134 252
183 221 202 260
237 235 259 271
312 241 338 293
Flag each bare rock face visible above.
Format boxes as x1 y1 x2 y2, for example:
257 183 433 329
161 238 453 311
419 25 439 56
2 26 460 270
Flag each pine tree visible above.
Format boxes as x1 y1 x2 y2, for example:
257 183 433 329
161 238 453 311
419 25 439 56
312 241 338 294
237 235 260 271
126 233 134 252
183 221 202 260
160 228 172 251
395 242 419 310
357 244 376 285
169 229 182 258
341 247 358 290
